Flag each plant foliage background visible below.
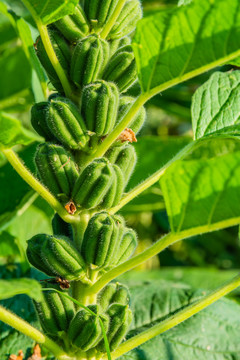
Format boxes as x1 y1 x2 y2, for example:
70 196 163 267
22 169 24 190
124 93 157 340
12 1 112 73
1 0 240 359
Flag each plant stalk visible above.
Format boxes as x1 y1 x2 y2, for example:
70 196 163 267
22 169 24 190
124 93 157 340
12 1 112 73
100 0 127 39
2 148 78 224
83 94 147 164
0 305 69 359
103 273 240 359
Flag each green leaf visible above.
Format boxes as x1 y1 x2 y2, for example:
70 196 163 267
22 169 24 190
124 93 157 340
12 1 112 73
0 279 42 301
160 137 240 233
121 280 240 360
22 0 79 25
0 112 40 148
132 0 240 96
0 143 38 230
0 231 21 258
192 71 240 139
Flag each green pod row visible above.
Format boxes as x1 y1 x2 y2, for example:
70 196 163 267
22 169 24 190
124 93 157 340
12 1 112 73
34 284 75 339
81 80 119 136
70 35 109 88
103 45 137 93
35 28 71 93
35 143 79 200
72 158 124 210
98 282 130 313
84 0 118 30
52 213 74 240
31 102 57 142
68 305 108 351
117 96 146 134
81 212 125 269
114 227 138 266
108 0 143 40
105 143 137 186
55 5 89 42
47 96 89 150
27 234 86 281
98 304 133 352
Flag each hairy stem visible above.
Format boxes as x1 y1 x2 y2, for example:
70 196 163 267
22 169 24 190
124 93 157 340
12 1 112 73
104 273 240 359
86 213 240 295
0 305 69 359
100 0 127 39
83 94 147 164
109 141 194 214
2 149 78 224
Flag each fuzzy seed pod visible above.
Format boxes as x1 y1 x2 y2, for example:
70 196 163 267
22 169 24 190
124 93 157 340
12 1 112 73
47 96 89 150
70 35 109 88
34 284 75 339
109 36 131 57
81 212 125 269
81 80 119 136
103 45 137 93
68 305 108 351
72 158 124 210
117 96 146 134
35 143 79 199
84 0 118 30
52 213 74 240
35 29 71 92
108 0 143 40
105 143 137 186
31 102 56 141
114 228 138 266
98 282 130 312
55 5 89 42
27 234 86 280
98 304 133 352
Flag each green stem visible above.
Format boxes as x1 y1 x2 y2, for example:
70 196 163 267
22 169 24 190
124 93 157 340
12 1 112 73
72 212 91 251
2 149 78 224
100 0 127 39
37 24 77 102
104 273 240 359
0 305 69 359
86 212 240 296
83 94 147 164
109 141 194 214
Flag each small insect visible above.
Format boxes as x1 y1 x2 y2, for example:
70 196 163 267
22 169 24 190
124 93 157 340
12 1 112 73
40 277 70 290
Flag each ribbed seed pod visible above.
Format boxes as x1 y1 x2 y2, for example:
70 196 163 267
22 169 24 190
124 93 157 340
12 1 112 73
98 304 133 352
35 143 79 199
34 284 75 339
31 102 56 141
114 228 138 266
52 213 74 240
98 283 130 312
55 5 89 42
81 212 125 269
35 29 71 92
70 35 109 88
100 163 124 209
109 36 131 57
117 96 146 134
47 96 89 150
84 0 118 30
105 143 137 186
81 81 119 136
72 158 124 209
103 45 137 93
108 0 142 40
68 305 108 351
27 234 86 280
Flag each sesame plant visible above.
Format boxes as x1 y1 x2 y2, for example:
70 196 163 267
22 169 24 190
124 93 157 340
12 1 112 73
1 0 240 359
